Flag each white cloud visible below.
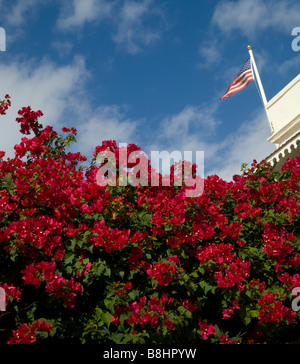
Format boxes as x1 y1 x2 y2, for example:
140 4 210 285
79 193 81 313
159 105 219 147
57 0 166 54
212 0 300 37
0 55 275 181
77 105 140 158
277 55 300 75
0 56 138 161
0 56 87 157
143 104 221 176
112 0 164 55
144 103 275 181
57 0 113 30
1 0 45 26
198 41 221 69
51 41 74 58
208 110 275 181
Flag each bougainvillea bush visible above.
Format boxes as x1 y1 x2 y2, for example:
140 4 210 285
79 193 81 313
0 95 299 344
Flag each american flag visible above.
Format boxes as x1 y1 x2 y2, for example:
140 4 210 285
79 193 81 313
220 58 254 100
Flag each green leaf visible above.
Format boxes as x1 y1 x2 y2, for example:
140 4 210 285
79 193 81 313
105 267 111 278
110 333 127 344
64 253 75 265
95 308 112 328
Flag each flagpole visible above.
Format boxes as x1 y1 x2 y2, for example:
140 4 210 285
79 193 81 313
247 45 274 133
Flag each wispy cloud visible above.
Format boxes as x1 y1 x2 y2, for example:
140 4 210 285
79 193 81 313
77 104 140 158
276 55 300 75
197 40 221 69
208 110 275 180
1 0 46 26
56 0 166 54
0 0 167 55
112 0 166 55
144 103 274 181
212 0 300 37
57 0 113 30
0 56 87 157
0 54 141 161
0 54 275 181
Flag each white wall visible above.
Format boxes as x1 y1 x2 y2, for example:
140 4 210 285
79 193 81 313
267 74 300 147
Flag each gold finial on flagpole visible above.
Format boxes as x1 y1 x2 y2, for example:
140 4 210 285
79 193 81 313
247 45 252 50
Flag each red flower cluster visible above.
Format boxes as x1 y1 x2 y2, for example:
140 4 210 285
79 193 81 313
16 106 44 135
22 262 83 308
114 281 133 296
0 94 11 115
7 320 52 344
0 283 22 305
146 256 183 286
112 293 175 333
195 243 251 290
0 96 299 344
182 299 198 313
198 321 216 340
219 333 239 345
222 300 240 320
258 293 296 325
89 220 131 253
263 223 295 271
214 258 251 290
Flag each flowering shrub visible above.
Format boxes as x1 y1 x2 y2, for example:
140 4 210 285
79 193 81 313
0 95 299 344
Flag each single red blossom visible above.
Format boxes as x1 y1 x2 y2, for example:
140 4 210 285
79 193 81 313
219 333 239 344
115 281 133 296
248 279 266 293
222 300 240 320
198 321 216 341
182 299 198 313
164 318 175 331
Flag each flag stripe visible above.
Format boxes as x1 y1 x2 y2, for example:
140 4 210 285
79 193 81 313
228 70 254 90
220 58 254 100
224 73 254 94
221 79 253 99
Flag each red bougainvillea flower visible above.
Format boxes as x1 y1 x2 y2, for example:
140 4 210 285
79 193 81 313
146 256 183 286
16 106 44 135
198 321 216 341
0 95 299 344
0 94 11 115
219 333 239 345
182 299 198 313
6 320 52 344
257 293 297 325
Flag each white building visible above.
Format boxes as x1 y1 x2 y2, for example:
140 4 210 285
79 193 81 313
265 73 300 172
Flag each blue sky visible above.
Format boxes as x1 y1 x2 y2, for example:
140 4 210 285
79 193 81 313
0 0 300 180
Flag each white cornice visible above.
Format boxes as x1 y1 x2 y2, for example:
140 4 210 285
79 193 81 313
266 132 300 170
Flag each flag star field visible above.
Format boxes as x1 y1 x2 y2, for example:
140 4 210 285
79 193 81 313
0 0 299 180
